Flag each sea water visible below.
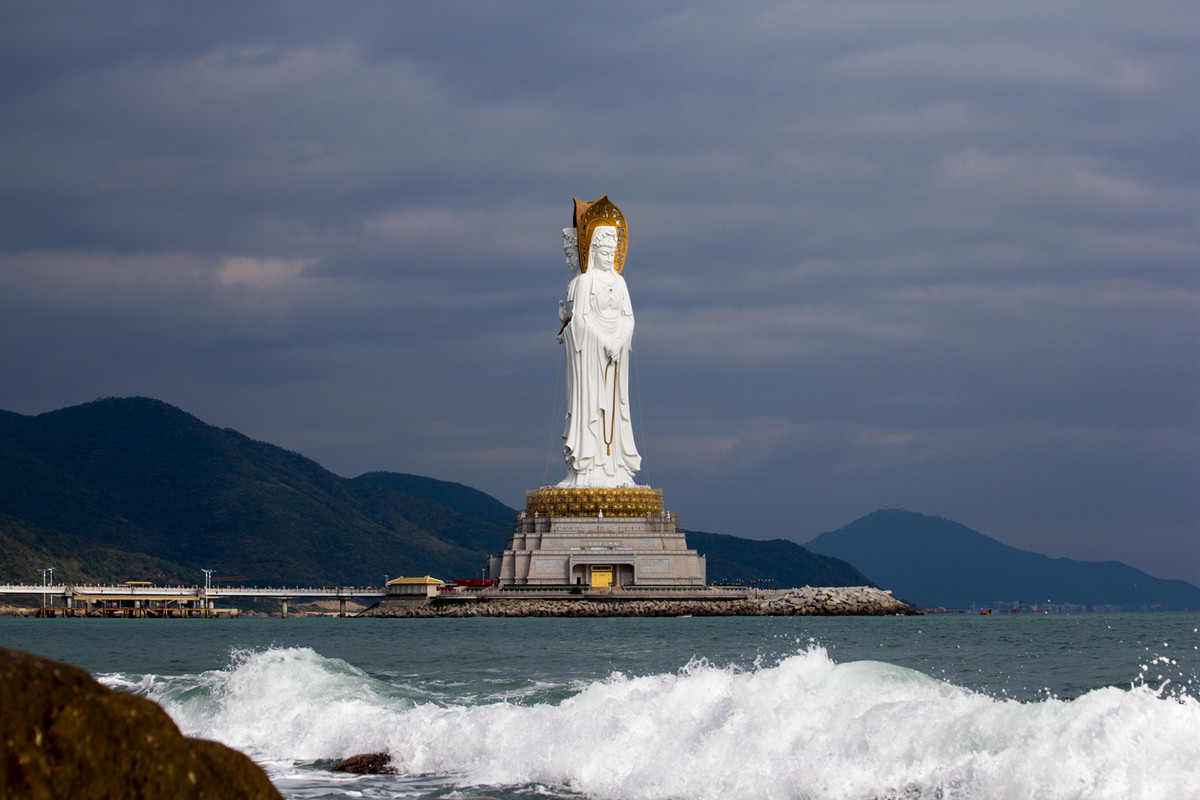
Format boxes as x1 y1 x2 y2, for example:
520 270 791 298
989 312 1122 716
3 613 1198 799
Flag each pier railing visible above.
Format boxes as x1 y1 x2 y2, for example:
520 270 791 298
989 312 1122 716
0 583 385 598
0 583 387 618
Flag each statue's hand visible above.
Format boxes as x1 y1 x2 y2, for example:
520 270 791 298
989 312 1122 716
604 343 620 363
558 300 570 322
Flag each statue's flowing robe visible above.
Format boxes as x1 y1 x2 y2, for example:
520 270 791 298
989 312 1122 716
558 269 640 487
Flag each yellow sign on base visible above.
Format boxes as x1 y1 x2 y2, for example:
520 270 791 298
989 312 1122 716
589 565 613 589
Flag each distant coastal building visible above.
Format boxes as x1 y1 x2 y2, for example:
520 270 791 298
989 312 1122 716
385 576 444 599
488 487 706 589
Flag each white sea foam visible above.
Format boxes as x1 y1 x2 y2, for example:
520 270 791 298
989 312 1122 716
113 645 1200 800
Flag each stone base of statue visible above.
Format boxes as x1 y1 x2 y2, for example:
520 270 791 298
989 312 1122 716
488 487 706 589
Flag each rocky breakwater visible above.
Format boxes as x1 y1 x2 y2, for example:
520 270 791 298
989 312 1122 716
0 646 282 800
362 586 915 617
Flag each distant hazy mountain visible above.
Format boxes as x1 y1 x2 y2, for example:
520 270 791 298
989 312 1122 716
805 509 1200 611
0 397 868 591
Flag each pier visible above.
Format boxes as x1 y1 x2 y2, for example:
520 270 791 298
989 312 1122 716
0 583 386 618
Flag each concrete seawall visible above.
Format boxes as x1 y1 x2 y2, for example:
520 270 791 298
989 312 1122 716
361 586 916 618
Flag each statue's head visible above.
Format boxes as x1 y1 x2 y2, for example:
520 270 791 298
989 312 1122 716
589 226 618 273
562 228 579 273
573 195 627 274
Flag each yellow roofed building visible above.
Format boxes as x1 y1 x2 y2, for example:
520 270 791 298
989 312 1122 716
385 576 444 598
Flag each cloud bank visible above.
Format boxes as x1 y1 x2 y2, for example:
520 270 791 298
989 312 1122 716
1 1 1196 583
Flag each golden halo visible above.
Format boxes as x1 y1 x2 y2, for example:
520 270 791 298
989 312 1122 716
573 195 628 274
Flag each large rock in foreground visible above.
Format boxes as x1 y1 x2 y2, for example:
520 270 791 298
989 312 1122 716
362 586 915 617
0 646 282 800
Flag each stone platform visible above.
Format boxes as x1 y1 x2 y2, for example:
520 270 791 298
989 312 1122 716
488 487 706 589
359 587 916 617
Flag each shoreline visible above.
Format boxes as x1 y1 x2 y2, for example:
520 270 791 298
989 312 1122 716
360 586 917 617
0 587 917 618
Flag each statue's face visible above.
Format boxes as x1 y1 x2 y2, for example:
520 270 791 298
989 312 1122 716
591 227 617 273
562 228 579 272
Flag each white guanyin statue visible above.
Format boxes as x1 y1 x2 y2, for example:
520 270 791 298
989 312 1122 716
555 196 641 488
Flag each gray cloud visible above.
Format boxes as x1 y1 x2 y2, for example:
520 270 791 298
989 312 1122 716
1 0 1196 584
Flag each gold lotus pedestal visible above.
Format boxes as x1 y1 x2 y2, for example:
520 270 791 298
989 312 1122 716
488 487 706 589
524 487 665 518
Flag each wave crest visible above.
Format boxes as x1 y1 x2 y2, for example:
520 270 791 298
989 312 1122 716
111 645 1200 800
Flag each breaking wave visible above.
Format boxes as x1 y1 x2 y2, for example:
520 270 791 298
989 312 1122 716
103 645 1200 800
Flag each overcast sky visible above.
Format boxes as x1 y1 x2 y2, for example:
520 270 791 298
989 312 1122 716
2 1 1197 585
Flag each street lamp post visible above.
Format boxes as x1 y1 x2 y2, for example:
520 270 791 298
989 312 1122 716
201 569 215 611
38 567 55 608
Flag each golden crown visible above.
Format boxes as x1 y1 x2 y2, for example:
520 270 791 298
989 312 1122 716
573 195 628 274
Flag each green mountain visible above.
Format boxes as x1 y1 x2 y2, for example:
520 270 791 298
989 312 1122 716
350 476 873 589
685 530 874 589
0 397 491 586
353 471 514 555
0 397 868 591
804 509 1200 611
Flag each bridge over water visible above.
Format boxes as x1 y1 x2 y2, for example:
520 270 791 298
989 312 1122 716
0 583 386 617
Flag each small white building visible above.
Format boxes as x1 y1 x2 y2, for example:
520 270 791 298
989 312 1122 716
385 576 444 598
